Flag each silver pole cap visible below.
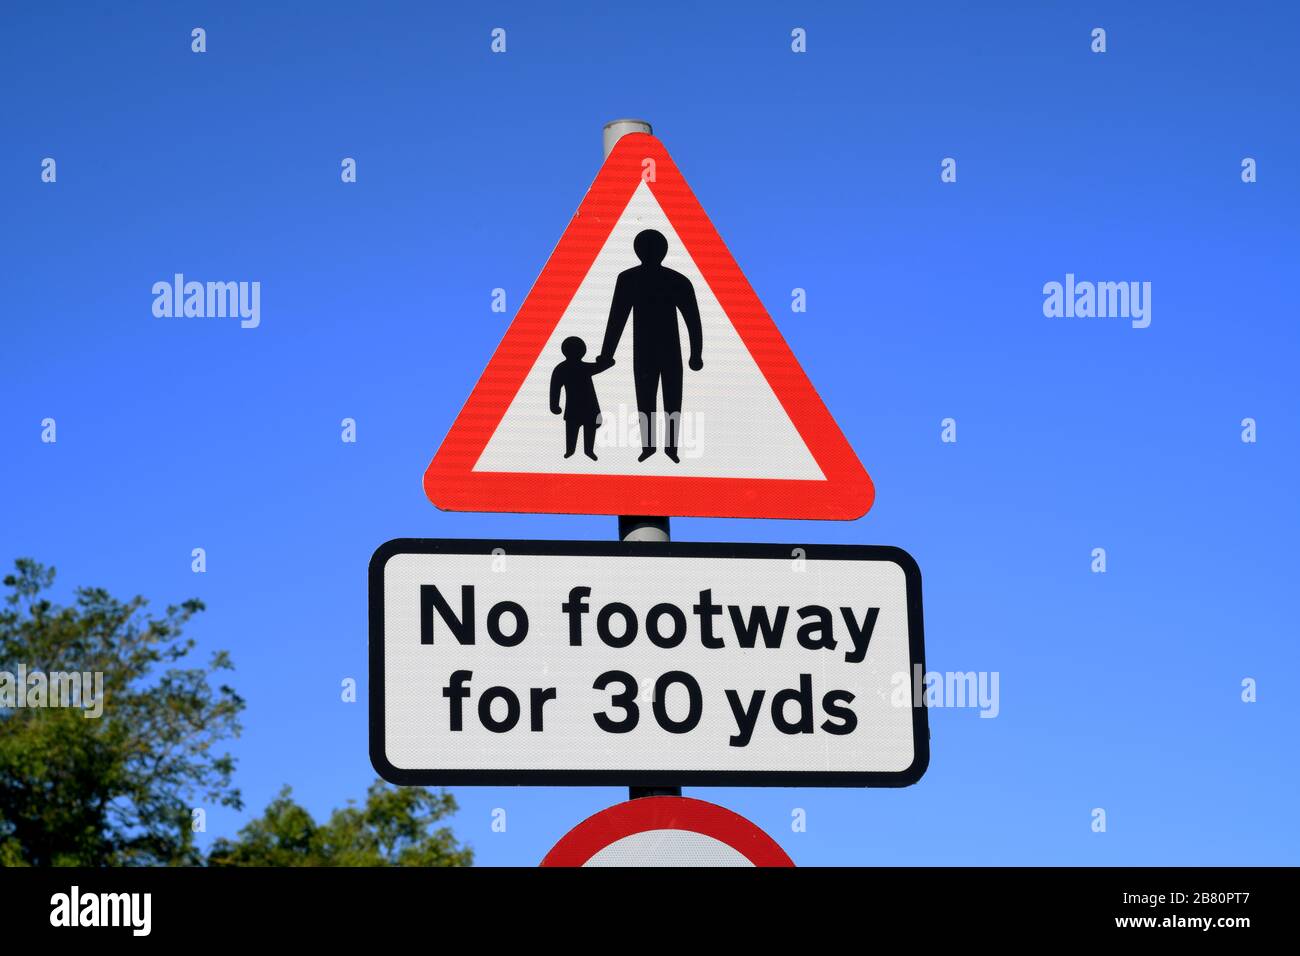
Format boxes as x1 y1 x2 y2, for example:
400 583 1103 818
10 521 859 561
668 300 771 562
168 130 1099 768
603 118 653 157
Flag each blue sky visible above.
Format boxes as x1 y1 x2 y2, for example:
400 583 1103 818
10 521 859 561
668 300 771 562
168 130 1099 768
2 1 1297 865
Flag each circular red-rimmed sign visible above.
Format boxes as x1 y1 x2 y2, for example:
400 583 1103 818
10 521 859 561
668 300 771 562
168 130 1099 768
541 797 794 867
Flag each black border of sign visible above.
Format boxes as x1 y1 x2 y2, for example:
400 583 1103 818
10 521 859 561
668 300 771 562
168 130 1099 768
369 538 929 788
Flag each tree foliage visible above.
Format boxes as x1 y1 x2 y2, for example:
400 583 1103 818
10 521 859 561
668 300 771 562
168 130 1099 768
207 781 473 867
0 559 472 868
0 559 245 866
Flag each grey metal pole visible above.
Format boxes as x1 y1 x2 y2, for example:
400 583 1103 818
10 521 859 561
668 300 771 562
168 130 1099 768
605 118 678 799
604 119 670 551
603 118 653 165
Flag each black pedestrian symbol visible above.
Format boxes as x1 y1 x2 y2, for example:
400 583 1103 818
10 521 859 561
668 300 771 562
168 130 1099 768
596 229 703 463
549 336 613 460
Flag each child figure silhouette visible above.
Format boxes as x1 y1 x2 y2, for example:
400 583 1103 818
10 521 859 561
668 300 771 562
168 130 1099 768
549 336 613 460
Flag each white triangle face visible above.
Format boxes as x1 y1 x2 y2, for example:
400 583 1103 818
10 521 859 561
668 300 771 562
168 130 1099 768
474 182 825 480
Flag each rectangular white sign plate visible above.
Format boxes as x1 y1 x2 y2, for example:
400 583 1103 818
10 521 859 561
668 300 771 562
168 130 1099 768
370 539 928 787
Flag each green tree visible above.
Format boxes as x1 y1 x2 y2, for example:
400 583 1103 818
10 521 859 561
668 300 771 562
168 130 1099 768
207 780 473 866
0 559 244 866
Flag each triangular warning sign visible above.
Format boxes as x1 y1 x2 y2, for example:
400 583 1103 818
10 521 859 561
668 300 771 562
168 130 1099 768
424 133 874 520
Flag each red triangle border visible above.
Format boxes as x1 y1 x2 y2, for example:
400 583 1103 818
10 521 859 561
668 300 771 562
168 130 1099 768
424 133 874 520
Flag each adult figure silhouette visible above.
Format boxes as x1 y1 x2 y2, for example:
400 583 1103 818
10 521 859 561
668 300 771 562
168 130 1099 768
597 229 703 462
